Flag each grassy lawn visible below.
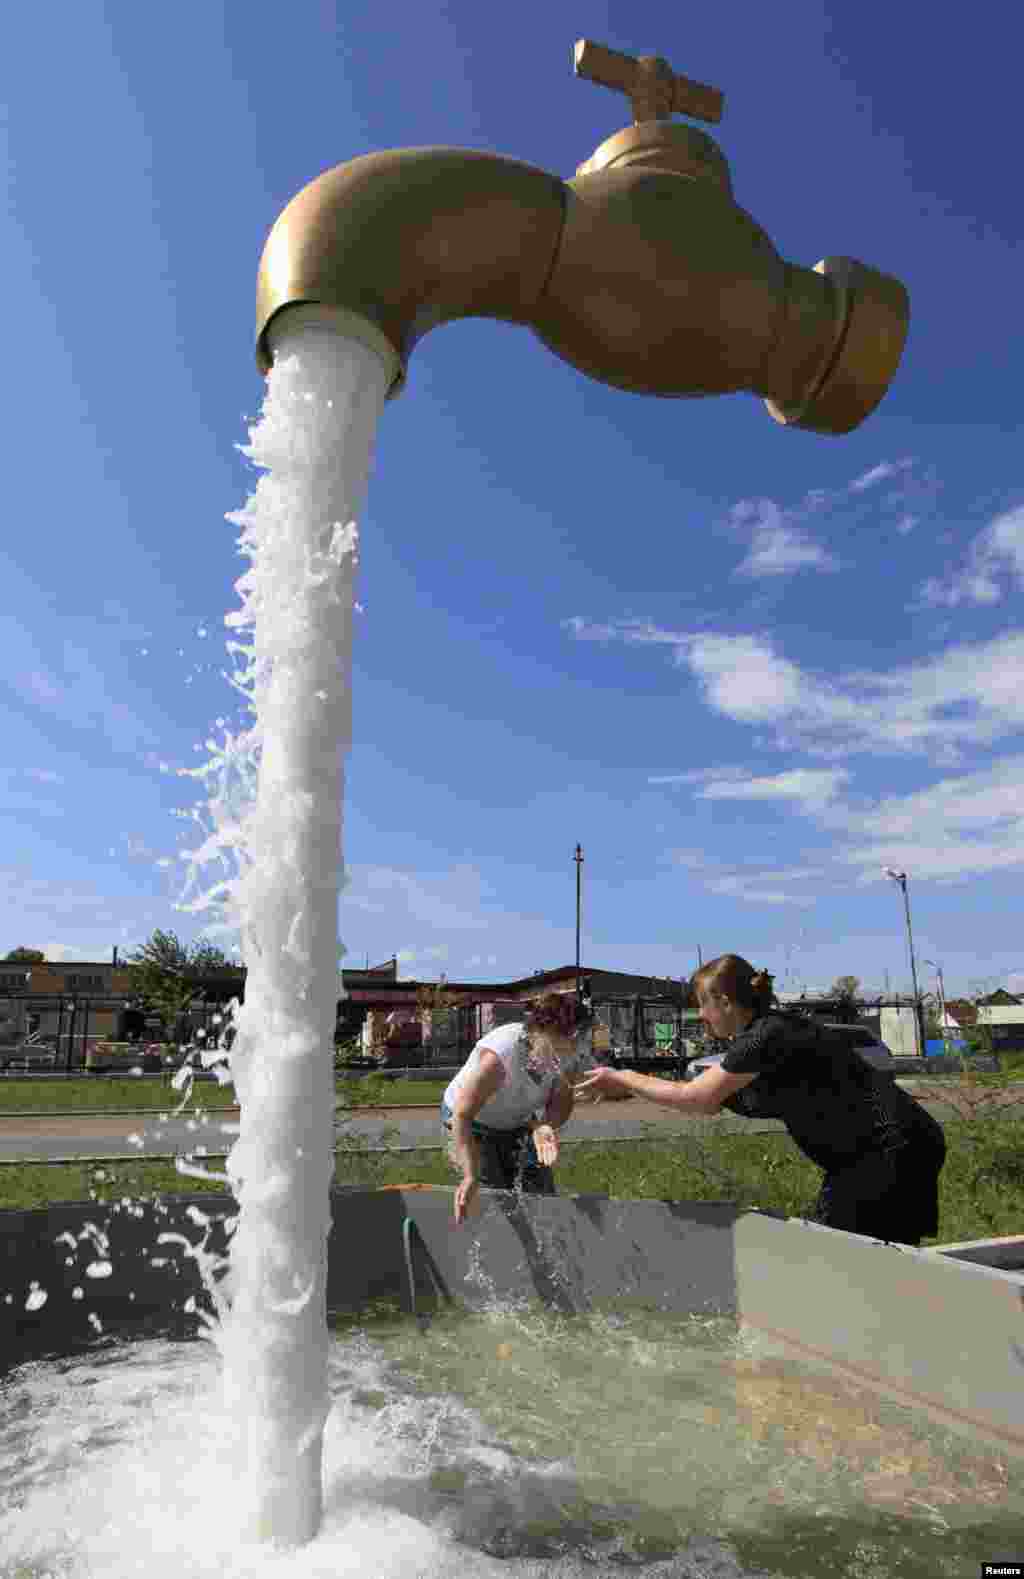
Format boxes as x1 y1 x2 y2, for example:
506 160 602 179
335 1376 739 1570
3 1113 1021 1248
4 1052 1019 1115
0 1074 449 1112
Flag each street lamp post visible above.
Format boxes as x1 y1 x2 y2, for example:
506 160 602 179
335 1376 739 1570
574 843 584 1004
882 867 923 1056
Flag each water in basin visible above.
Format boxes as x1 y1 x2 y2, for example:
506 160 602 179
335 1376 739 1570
1 1299 1019 1577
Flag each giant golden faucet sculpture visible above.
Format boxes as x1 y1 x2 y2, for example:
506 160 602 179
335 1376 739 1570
256 40 909 434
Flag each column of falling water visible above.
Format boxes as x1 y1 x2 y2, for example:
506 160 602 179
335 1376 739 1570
210 320 394 1547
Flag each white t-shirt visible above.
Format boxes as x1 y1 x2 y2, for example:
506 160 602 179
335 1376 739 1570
443 1022 562 1131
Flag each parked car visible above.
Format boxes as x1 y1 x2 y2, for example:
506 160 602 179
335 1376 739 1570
684 1021 896 1081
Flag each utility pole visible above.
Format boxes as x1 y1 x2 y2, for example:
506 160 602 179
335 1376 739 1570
924 959 948 1052
883 868 924 1055
574 843 584 1002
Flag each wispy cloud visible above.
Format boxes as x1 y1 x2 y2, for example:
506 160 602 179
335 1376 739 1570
849 459 914 493
666 848 824 907
714 459 940 583
912 505 1024 608
727 498 842 578
825 756 1024 883
562 616 682 647
574 618 1024 765
573 596 1024 888
695 767 850 814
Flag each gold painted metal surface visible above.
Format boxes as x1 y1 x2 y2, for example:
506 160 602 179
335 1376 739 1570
255 41 909 436
573 38 724 126
573 121 733 186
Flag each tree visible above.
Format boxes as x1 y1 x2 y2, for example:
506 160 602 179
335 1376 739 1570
415 976 459 1059
922 994 943 1039
830 975 861 1001
4 948 45 962
122 929 237 1047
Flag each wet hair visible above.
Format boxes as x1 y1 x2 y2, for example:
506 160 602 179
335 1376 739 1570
691 955 775 1018
522 991 591 1038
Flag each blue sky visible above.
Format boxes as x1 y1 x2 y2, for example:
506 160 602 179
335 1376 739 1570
3 1 1023 1000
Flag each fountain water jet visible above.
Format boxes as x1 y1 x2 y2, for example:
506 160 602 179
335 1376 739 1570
180 314 399 1547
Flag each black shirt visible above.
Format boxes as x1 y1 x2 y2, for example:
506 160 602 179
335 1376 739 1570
718 1010 945 1173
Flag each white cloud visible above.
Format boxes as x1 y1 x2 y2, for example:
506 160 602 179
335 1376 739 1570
726 498 841 579
571 619 1024 760
824 757 1024 883
703 874 817 907
648 766 746 787
697 768 849 813
571 605 1024 887
849 459 913 493
562 616 681 647
683 634 807 722
666 849 823 907
676 628 1024 761
913 505 1024 609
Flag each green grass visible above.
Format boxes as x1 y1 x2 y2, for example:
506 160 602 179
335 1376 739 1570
337 1074 447 1106
3 1113 1022 1248
0 1074 448 1112
4 1050 1019 1115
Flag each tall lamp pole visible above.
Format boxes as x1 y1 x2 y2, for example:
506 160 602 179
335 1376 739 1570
574 843 584 1002
883 867 923 1055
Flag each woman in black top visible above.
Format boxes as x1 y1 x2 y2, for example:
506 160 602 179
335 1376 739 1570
574 953 947 1247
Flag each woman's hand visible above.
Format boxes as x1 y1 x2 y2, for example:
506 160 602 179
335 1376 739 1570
532 1123 559 1167
453 1175 480 1226
573 1065 627 1102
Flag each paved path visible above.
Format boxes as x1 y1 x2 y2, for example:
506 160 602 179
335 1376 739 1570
0 1087 1005 1163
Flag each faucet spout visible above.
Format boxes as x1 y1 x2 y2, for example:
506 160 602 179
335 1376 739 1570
256 131 908 436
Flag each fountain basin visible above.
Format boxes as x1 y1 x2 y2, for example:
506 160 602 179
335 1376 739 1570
2 1186 1022 1466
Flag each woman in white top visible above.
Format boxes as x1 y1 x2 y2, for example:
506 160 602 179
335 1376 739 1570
441 992 588 1225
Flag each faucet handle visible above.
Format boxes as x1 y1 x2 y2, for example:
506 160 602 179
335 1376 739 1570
573 39 724 127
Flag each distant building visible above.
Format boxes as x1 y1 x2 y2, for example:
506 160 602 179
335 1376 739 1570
0 953 690 1064
353 964 691 1060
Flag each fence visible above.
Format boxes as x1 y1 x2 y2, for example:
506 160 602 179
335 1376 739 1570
349 994 701 1073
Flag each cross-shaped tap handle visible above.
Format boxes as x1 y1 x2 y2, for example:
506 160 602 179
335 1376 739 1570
573 39 724 127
